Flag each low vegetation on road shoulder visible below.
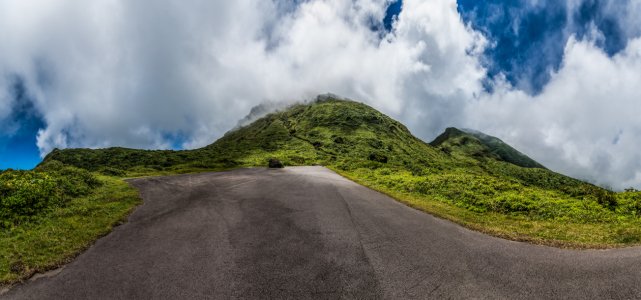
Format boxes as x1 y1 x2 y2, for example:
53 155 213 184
28 96 641 251
0 164 141 286
330 166 641 249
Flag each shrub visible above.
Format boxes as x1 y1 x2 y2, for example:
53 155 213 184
593 188 617 209
34 160 65 172
335 162 352 171
368 152 388 163
0 167 102 221
288 156 306 165
406 164 425 176
149 165 164 171
0 172 61 217
366 138 383 149
99 167 127 177
377 168 391 176
629 197 641 218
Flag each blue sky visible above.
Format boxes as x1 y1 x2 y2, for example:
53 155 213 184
0 0 632 166
1 0 640 190
457 0 630 94
0 77 44 170
1 0 628 166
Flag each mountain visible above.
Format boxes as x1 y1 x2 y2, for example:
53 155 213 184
35 94 641 248
428 127 502 161
460 128 548 169
206 95 446 166
430 127 547 170
42 95 448 171
41 94 585 190
230 93 354 131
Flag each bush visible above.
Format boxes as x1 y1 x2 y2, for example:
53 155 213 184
368 152 388 163
0 166 102 221
288 156 306 165
34 160 65 172
562 185 618 210
0 172 61 217
377 168 391 176
406 164 425 176
149 165 164 171
623 194 641 218
593 188 618 209
99 167 127 177
335 162 352 171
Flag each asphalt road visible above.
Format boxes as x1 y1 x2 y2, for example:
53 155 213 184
3 166 641 299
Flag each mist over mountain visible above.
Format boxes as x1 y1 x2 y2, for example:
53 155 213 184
459 128 548 170
43 95 585 191
1 0 641 189
230 93 354 132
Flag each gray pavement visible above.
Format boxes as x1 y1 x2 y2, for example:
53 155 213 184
2 166 641 299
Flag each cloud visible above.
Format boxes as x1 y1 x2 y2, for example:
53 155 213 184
458 0 570 94
465 33 641 189
0 0 641 190
0 0 484 152
0 79 16 137
458 0 641 96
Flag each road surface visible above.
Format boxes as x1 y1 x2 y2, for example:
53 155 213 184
3 166 641 299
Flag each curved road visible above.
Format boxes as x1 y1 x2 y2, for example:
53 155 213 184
3 166 641 299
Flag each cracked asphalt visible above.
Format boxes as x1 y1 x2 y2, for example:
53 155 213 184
3 166 641 299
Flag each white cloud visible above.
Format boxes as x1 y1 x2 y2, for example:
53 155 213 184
0 77 13 135
465 34 641 190
1 0 641 189
0 0 484 152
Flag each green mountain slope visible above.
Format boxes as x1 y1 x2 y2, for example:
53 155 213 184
33 94 641 247
430 127 547 170
19 96 641 286
429 127 502 161
460 128 548 169
206 97 447 165
43 96 575 190
43 96 451 173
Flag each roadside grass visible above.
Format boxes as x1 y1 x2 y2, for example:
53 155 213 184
0 175 141 286
119 149 325 179
331 166 641 249
30 97 641 252
0 147 323 286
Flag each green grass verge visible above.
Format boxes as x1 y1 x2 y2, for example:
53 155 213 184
0 175 141 286
331 166 641 249
31 97 641 250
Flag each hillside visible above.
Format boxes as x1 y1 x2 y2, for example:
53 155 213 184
35 94 641 248
42 96 586 191
43 96 452 173
430 127 547 169
460 128 548 169
429 127 502 161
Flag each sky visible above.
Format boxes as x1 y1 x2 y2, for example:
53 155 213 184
1 0 641 190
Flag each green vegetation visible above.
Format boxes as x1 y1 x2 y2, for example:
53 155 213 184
0 161 101 223
0 162 141 285
431 127 548 169
334 168 641 249
37 96 641 248
2 95 639 284
460 128 548 169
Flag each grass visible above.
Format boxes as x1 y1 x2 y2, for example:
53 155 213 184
123 156 641 249
1 93 637 283
37 98 641 249
457 127 548 169
0 175 141 285
331 167 641 249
